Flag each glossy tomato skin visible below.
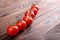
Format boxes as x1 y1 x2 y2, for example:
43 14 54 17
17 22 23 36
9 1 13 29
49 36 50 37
23 16 33 26
25 10 35 18
16 20 27 31
30 11 35 18
7 25 19 36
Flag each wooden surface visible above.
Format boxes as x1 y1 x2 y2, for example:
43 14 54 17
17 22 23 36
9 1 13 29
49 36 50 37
0 0 60 40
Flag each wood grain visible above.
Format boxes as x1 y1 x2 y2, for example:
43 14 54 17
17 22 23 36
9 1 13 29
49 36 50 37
0 0 60 40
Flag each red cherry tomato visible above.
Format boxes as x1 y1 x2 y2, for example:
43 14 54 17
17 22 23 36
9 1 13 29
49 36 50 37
30 7 38 15
16 20 27 31
25 10 35 18
7 25 19 36
31 4 39 11
23 16 33 26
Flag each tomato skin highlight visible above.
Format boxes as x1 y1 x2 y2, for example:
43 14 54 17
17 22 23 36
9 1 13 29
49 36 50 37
7 25 19 36
23 16 33 26
16 20 27 31
30 11 35 18
25 10 35 18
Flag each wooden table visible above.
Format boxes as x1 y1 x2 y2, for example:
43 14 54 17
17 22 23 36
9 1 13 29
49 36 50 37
0 0 60 40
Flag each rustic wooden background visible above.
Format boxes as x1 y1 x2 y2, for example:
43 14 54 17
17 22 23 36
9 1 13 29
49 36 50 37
0 0 60 40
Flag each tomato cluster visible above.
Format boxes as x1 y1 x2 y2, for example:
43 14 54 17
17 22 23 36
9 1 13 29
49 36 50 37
6 4 39 36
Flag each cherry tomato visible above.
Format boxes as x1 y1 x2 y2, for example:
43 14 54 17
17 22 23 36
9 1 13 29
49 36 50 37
31 4 39 11
30 7 38 15
23 16 33 26
7 25 19 36
25 10 35 18
16 20 27 31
